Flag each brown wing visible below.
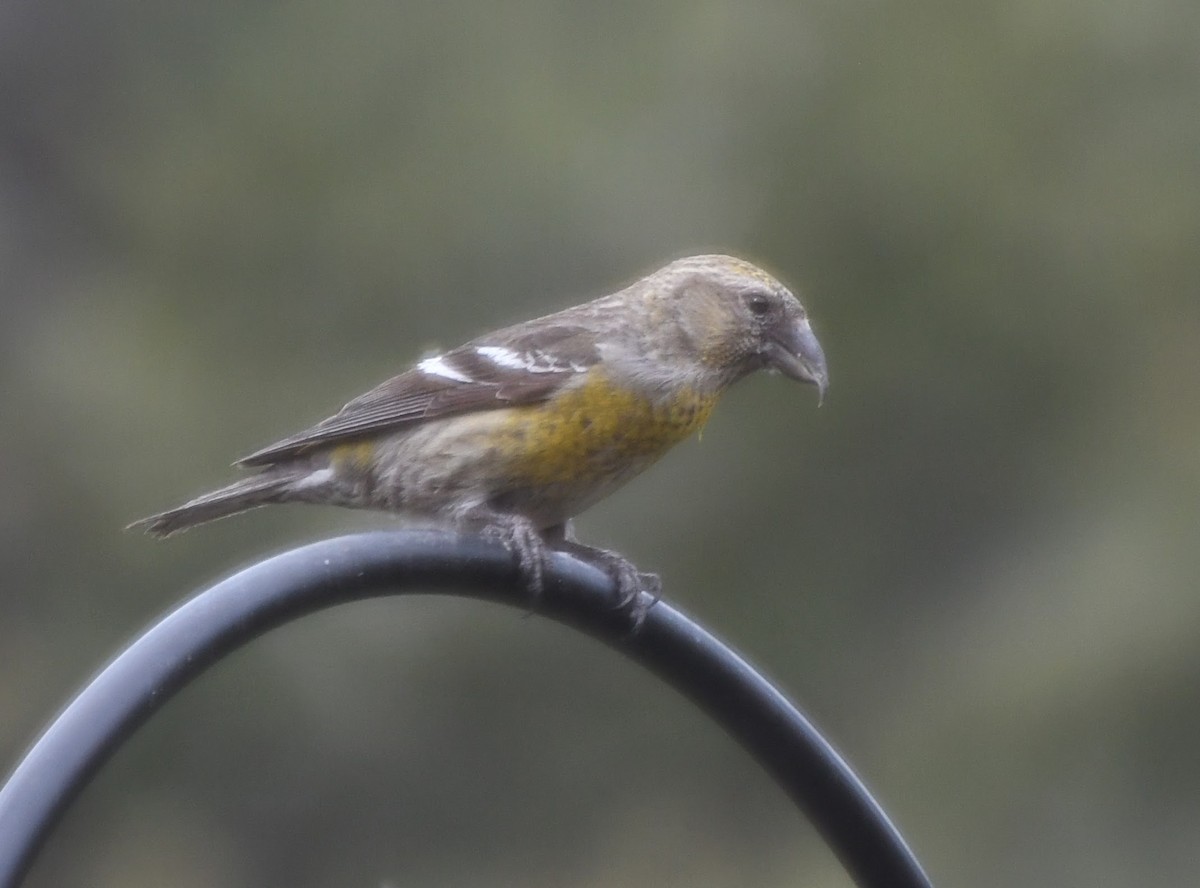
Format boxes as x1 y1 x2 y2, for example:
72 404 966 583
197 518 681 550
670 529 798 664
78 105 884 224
237 323 600 466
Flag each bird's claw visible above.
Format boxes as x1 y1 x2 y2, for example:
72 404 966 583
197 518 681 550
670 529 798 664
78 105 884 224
580 551 659 632
479 515 548 602
474 515 659 631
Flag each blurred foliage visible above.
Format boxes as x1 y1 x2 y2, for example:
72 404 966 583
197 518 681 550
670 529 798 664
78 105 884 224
2 0 1198 885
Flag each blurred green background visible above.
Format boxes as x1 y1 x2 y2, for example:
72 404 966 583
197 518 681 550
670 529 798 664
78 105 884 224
2 0 1198 885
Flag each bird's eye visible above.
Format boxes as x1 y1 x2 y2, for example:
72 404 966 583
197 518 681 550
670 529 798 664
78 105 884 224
745 292 772 316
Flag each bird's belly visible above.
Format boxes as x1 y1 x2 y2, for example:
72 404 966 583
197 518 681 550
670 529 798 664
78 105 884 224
487 374 716 524
357 374 716 529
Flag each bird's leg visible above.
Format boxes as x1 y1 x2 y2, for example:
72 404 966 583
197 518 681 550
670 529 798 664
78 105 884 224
544 520 660 629
459 506 549 601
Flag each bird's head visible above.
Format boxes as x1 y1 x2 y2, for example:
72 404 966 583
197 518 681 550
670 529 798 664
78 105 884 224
650 255 828 401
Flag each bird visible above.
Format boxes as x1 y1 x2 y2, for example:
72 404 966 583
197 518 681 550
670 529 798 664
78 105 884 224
130 254 828 622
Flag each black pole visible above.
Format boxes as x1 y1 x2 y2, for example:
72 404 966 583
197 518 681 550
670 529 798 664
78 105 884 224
0 531 932 888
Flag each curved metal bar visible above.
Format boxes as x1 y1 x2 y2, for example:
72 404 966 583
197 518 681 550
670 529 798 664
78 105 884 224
0 531 932 888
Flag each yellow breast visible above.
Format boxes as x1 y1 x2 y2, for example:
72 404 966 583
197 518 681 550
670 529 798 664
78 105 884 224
497 371 716 486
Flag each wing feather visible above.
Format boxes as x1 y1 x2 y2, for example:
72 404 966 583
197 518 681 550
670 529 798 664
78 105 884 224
237 322 599 466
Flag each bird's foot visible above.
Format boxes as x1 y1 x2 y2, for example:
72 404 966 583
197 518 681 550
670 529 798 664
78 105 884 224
473 512 549 601
469 515 660 631
554 539 660 631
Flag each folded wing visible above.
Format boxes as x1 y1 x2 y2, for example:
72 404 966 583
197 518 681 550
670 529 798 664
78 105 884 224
238 323 600 466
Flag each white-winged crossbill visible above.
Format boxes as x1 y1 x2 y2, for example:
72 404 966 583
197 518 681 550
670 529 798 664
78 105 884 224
132 254 828 620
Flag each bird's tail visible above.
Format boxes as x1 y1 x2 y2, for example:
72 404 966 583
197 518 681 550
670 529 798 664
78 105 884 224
127 468 314 538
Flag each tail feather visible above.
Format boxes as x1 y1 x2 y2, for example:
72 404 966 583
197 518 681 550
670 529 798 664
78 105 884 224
128 470 307 537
